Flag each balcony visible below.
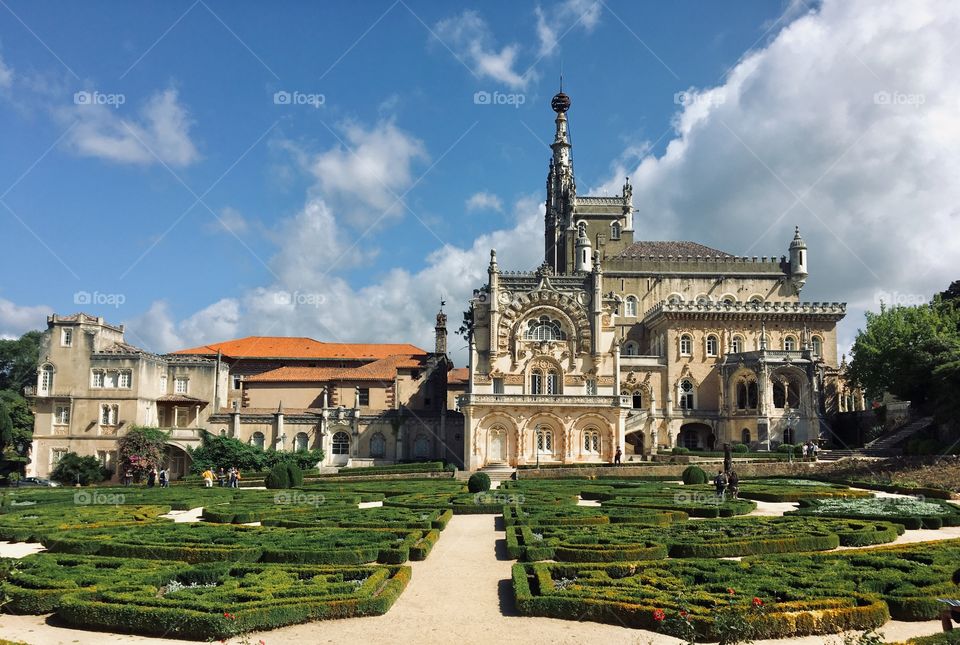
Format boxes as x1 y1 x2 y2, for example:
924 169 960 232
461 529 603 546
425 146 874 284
461 394 632 408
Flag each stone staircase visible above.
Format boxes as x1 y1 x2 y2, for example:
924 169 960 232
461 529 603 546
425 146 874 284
478 463 516 485
820 416 933 461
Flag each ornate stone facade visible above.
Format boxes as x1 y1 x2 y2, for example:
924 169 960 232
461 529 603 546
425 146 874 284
460 91 846 470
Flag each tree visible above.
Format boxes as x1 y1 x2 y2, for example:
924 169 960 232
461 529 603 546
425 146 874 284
50 452 108 485
188 432 323 474
0 331 42 394
117 427 169 482
848 300 960 407
0 402 13 455
0 390 34 450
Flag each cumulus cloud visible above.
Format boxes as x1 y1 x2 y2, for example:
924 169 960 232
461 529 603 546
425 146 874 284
0 298 51 340
593 0 960 349
306 120 427 229
433 10 531 89
465 191 503 213
62 88 199 166
535 0 602 58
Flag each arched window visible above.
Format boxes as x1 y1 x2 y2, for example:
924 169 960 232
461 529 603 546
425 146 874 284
749 295 763 304
577 221 587 238
530 369 543 394
731 335 744 353
678 379 695 410
784 336 797 351
783 428 795 445
667 294 683 304
332 431 350 455
748 382 758 409
679 334 693 357
706 334 719 357
624 295 637 317
811 336 823 357
722 296 736 305
294 432 309 451
546 370 559 395
787 380 801 408
38 365 54 396
100 404 118 426
251 432 265 449
536 426 554 453
414 435 430 459
621 341 639 356
741 428 751 445
583 428 601 454
695 294 711 305
369 432 386 458
610 221 621 240
524 315 566 341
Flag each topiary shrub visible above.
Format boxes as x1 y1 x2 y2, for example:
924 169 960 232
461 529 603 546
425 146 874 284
681 465 708 485
265 463 291 489
776 443 796 454
285 463 303 487
468 472 491 493
732 443 750 453
671 447 690 455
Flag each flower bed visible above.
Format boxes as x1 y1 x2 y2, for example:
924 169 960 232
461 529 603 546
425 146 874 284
53 560 410 640
504 516 901 561
787 496 960 530
41 522 440 564
512 538 960 639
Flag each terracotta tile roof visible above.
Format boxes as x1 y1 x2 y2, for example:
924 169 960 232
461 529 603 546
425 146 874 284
245 354 427 384
615 241 733 258
447 368 469 385
171 336 427 360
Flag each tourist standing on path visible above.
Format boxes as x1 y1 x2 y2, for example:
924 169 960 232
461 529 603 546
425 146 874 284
801 442 809 460
727 470 740 499
202 468 214 488
234 468 241 488
614 446 622 465
714 470 728 500
217 467 226 487
123 469 132 486
147 467 157 488
158 467 168 488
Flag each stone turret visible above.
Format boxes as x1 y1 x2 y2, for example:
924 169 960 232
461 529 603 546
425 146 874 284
575 231 592 272
789 226 808 292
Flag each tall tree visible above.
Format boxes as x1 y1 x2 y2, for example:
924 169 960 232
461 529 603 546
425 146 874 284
0 330 43 393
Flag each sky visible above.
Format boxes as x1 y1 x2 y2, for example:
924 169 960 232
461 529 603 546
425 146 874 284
1 0 958 367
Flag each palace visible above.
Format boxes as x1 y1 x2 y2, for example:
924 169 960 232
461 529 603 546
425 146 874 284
459 90 846 470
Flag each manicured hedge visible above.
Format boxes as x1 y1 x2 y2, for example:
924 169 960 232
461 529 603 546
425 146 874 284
787 497 960 530
333 461 445 476
0 503 169 542
263 507 454 531
41 522 439 565
512 538 960 639
735 478 872 502
52 561 411 640
502 504 686 528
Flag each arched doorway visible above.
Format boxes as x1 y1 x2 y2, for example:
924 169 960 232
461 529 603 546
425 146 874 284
678 423 712 450
488 427 506 463
625 432 644 456
331 431 351 466
164 444 192 481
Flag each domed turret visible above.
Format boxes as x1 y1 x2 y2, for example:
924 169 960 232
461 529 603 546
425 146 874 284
575 230 592 272
789 226 808 291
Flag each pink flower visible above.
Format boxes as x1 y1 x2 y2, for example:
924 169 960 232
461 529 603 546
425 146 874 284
652 608 665 622
752 597 763 607
679 610 688 618
727 588 735 595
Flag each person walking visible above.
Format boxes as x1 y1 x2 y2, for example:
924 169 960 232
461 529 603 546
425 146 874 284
202 468 214 488
801 442 809 461
728 470 740 499
234 468 242 489
217 467 226 487
147 467 157 488
614 446 623 465
123 469 132 486
158 467 168 488
714 470 728 500
228 467 238 489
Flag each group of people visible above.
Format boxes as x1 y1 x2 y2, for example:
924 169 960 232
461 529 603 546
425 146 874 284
800 440 820 460
713 469 740 500
121 467 169 487
200 467 242 488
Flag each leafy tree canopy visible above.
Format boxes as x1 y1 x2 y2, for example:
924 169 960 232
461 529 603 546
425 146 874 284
188 432 323 474
0 330 42 393
50 452 109 485
117 426 170 482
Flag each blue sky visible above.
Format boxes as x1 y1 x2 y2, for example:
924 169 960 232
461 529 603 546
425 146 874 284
2 0 959 365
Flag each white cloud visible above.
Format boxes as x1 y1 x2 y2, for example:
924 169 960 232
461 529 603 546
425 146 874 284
433 10 531 89
307 120 427 229
0 298 51 339
63 88 199 166
465 191 503 213
535 0 602 58
0 53 13 89
207 206 250 236
593 0 960 350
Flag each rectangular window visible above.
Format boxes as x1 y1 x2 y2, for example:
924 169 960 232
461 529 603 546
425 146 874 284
51 448 67 467
54 404 70 425
358 388 370 406
174 377 188 394
160 374 168 393
91 370 104 388
232 375 242 390
118 371 131 388
100 404 117 426
96 450 115 470
174 407 190 428
546 372 558 395
61 328 73 347
492 378 504 394
586 379 598 395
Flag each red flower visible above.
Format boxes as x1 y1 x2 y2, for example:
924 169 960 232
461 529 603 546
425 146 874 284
222 612 235 620
652 609 666 622
727 588 735 595
679 610 688 618
752 597 763 607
